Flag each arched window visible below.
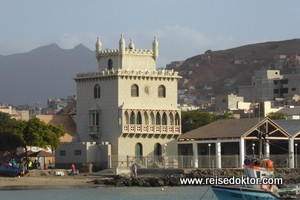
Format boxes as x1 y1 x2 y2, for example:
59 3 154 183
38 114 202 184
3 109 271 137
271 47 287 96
135 143 143 157
158 85 166 97
108 59 113 70
137 112 142 124
131 84 139 97
130 112 135 124
162 112 167 125
94 84 100 98
154 143 162 156
156 112 161 125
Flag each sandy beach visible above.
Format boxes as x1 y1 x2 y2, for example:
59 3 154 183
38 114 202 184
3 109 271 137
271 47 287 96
0 170 99 189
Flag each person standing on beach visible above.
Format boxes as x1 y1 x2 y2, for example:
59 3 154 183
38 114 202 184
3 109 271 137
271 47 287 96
71 163 76 175
131 163 137 179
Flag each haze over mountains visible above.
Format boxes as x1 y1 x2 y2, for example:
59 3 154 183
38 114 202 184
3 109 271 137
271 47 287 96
1 39 300 107
0 43 97 106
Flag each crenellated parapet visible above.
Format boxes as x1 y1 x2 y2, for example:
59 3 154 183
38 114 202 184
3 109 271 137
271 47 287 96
97 48 154 56
95 35 159 71
75 69 181 82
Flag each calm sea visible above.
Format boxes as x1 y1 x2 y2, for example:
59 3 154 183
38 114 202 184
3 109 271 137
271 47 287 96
0 186 217 200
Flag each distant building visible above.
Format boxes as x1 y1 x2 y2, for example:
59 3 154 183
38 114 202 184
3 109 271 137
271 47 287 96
239 69 300 104
47 95 76 112
0 105 29 121
263 101 300 120
215 93 244 113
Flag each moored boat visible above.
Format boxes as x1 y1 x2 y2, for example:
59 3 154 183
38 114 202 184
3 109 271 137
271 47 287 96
212 157 300 199
0 165 22 177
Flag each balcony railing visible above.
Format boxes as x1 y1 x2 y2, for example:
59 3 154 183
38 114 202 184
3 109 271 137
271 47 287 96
89 125 101 134
123 124 181 134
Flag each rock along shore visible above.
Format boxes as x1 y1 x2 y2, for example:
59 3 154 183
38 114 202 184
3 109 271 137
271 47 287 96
93 168 300 187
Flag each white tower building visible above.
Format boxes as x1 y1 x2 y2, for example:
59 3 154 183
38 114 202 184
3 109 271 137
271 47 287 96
56 35 181 169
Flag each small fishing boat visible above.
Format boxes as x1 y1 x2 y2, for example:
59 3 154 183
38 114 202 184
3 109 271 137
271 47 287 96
0 165 23 177
212 148 300 199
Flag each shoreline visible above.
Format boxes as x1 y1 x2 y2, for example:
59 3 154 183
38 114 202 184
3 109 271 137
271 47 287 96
0 168 300 189
0 174 100 189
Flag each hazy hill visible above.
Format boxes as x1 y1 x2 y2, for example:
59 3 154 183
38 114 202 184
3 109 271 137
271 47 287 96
0 44 97 106
171 39 300 100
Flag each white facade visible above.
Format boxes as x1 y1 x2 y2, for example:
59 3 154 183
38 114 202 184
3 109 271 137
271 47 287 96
57 35 181 169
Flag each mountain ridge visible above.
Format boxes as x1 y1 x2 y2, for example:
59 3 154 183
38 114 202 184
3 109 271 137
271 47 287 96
1 39 300 107
0 44 97 106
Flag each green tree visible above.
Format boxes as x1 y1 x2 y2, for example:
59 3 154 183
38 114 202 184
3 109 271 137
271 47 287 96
267 112 286 120
0 115 65 155
0 111 11 125
20 117 65 154
0 112 23 151
181 110 235 133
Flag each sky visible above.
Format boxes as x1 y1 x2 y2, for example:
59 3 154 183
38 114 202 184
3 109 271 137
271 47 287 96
1 0 300 68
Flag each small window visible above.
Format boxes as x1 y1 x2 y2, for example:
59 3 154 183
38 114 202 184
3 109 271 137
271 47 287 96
131 84 139 97
94 84 100 98
281 88 289 93
60 150 66 156
108 59 113 70
154 143 162 156
280 79 288 84
89 110 101 134
135 143 143 157
292 88 296 91
74 150 82 156
158 85 166 97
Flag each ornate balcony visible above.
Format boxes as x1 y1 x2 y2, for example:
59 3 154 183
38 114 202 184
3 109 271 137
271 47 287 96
122 124 181 134
89 125 101 139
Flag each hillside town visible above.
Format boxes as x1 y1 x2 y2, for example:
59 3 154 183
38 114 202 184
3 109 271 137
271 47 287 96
1 37 300 177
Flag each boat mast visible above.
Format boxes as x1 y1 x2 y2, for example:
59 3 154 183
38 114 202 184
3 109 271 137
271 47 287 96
259 132 263 160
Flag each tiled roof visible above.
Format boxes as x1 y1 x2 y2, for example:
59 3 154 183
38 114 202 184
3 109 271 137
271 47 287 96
179 118 260 140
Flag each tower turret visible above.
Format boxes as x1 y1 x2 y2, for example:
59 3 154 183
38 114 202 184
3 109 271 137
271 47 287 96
95 36 102 60
128 39 135 50
119 34 125 55
152 36 159 61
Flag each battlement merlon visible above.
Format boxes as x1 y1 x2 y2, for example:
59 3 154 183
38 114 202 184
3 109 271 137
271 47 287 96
95 35 159 71
96 35 158 58
97 48 154 56
74 69 181 81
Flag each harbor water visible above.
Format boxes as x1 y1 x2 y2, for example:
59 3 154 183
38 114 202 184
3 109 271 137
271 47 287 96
0 186 217 200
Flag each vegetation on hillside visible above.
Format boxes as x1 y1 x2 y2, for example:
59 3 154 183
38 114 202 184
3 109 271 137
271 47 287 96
267 112 286 120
